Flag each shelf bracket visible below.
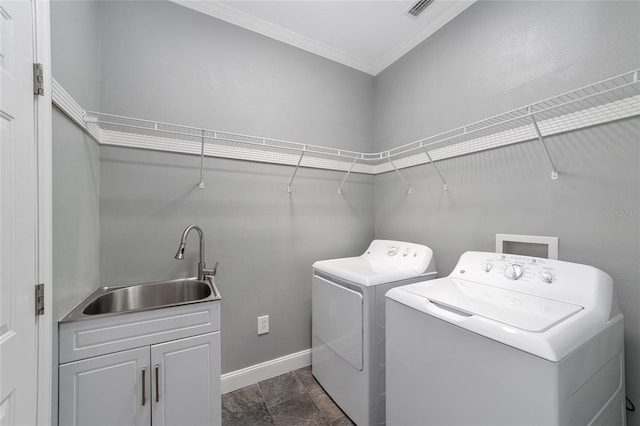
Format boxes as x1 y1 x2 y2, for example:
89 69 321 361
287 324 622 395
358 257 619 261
388 157 411 194
422 147 448 191
288 148 306 193
198 129 206 189
338 157 359 195
529 110 559 180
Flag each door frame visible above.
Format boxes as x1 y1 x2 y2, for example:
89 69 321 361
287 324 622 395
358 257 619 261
33 0 53 424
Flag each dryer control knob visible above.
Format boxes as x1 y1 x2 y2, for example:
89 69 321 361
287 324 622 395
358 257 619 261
540 271 554 283
481 263 493 272
504 264 525 280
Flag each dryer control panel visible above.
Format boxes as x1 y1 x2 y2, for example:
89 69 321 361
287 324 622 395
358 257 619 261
361 239 436 275
448 251 613 309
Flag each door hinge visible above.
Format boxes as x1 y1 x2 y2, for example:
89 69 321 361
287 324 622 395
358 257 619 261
33 63 44 96
35 283 45 316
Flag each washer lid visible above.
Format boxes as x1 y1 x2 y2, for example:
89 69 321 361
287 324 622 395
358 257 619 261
401 278 583 332
314 257 430 286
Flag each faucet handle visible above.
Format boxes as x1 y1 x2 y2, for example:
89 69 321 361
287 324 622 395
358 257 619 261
202 262 219 279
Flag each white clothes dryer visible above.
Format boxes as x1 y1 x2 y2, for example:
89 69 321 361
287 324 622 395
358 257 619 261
386 251 626 426
312 240 436 426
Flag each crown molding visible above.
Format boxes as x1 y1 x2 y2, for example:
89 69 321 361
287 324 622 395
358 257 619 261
171 0 474 76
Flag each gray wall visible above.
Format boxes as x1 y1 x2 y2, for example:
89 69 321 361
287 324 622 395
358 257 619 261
51 0 101 322
374 0 640 151
51 0 101 112
51 111 100 323
98 0 374 152
373 1 640 422
96 0 376 373
99 147 374 372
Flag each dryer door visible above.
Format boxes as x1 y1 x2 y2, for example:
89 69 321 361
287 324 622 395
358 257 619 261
312 274 363 370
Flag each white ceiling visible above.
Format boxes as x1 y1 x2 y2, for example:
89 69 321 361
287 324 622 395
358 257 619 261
172 0 475 75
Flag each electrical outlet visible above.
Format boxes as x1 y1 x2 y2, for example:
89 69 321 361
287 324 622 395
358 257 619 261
257 315 269 335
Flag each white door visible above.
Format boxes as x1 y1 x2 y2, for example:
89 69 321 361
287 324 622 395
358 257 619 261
58 347 151 426
151 332 221 426
0 0 39 425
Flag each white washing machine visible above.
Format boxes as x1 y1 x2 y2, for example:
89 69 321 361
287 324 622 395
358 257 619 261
386 251 626 426
312 240 436 426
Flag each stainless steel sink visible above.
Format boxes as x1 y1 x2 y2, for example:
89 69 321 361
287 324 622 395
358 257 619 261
61 277 221 322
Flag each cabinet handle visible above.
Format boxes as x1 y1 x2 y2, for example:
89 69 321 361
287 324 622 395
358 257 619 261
155 364 160 402
141 367 146 406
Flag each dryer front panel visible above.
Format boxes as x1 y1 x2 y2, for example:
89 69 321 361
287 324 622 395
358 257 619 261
312 274 363 370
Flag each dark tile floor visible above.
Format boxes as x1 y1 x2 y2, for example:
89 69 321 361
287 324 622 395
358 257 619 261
222 366 355 425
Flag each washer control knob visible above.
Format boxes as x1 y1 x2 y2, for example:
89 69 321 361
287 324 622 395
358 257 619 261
387 246 398 256
403 248 410 257
481 263 493 272
540 271 554 283
504 264 525 280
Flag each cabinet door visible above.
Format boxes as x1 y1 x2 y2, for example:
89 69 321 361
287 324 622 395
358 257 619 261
59 347 151 426
151 332 221 426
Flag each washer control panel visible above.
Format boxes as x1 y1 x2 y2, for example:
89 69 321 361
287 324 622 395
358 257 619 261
474 254 558 285
449 251 612 307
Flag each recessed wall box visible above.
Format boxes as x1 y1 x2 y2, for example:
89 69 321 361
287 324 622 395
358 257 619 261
496 234 559 259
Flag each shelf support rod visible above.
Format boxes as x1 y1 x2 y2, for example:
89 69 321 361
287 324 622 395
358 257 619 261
529 108 559 180
198 129 206 189
288 148 306 193
422 147 448 191
338 157 358 195
388 156 411 194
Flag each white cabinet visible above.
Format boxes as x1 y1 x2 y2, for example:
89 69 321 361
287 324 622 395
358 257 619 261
59 332 220 426
151 333 220 426
59 347 151 426
59 300 221 426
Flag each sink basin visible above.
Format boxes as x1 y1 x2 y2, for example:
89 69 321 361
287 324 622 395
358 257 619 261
83 279 212 315
61 277 220 322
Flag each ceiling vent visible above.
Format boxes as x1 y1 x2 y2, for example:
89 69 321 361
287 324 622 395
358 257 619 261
406 0 435 18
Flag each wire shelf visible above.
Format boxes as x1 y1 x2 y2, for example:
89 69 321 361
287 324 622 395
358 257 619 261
53 69 640 191
89 112 371 173
373 70 639 173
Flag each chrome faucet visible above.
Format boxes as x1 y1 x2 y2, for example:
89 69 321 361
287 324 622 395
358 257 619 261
174 225 218 281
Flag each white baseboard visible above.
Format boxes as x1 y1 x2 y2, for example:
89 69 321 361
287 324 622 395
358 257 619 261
221 349 311 394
